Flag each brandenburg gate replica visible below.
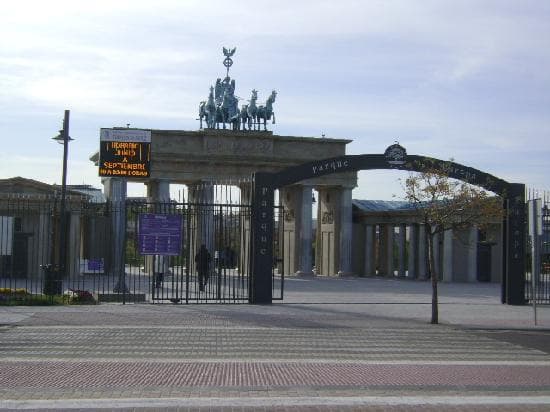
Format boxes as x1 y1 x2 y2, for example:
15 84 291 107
92 48 358 278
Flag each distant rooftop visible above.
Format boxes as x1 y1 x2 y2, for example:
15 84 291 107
66 185 106 203
352 199 416 212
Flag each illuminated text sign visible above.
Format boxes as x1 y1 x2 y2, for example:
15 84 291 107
99 129 151 178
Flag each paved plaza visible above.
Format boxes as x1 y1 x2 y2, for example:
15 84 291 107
1 276 550 411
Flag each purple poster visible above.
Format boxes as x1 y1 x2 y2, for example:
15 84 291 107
138 213 182 256
87 258 104 271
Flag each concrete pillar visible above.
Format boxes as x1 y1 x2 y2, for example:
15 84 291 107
364 224 376 276
145 180 171 277
407 224 418 279
67 211 81 277
378 224 393 277
417 224 427 279
388 226 395 277
397 224 406 277
102 177 128 293
338 187 353 276
147 180 170 203
315 187 337 276
280 187 297 276
296 185 313 276
442 229 453 282
188 182 215 254
37 212 52 278
467 226 478 283
379 224 394 277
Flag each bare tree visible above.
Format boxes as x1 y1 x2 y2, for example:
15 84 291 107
403 162 504 324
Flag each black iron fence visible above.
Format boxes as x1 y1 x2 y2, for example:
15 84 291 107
525 189 550 304
272 204 285 300
124 199 251 303
0 187 256 304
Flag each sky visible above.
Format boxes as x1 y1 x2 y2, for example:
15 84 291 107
1 0 549 200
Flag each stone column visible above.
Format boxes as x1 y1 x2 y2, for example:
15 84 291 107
187 182 215 285
280 187 297 276
37 212 52 278
102 177 128 293
67 211 81 277
397 224 406 277
407 224 418 279
467 226 478 283
315 187 337 276
387 225 395 277
417 224 427 279
296 185 313 276
337 187 353 276
442 229 453 282
364 224 376 276
147 180 170 203
188 182 215 253
145 180 171 277
378 224 394 276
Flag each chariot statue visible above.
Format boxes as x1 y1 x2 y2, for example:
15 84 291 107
198 48 277 132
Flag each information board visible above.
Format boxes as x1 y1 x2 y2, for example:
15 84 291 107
138 213 182 256
99 129 151 178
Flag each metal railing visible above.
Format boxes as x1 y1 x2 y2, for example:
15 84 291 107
525 188 550 304
0 184 255 305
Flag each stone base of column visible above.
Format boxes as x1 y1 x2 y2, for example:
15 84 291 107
295 270 315 278
337 271 355 277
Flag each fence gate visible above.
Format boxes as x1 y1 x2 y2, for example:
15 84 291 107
124 191 251 303
272 204 285 301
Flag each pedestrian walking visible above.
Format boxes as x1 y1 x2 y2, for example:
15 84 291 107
195 244 211 292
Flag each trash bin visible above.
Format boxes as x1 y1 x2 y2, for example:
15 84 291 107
42 264 62 295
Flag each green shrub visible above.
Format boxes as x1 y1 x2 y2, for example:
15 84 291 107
0 293 64 306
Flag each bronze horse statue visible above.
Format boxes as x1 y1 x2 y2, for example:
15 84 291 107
240 89 258 130
255 90 277 131
199 86 216 129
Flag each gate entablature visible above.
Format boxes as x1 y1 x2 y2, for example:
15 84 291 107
92 129 357 186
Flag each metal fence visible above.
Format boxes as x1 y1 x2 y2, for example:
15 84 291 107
525 188 550 304
0 183 260 304
272 204 285 300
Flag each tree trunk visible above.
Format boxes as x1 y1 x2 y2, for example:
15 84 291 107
427 227 438 324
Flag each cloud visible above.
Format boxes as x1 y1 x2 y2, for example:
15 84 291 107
1 0 549 195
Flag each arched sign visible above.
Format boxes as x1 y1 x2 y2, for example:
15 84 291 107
250 145 525 306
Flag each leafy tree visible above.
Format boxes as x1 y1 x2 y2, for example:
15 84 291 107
403 162 504 324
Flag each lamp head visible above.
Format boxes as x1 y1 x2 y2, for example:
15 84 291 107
52 130 74 144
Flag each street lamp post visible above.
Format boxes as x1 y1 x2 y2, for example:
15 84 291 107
52 109 73 282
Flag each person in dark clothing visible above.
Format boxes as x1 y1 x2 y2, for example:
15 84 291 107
195 244 211 292
221 246 235 269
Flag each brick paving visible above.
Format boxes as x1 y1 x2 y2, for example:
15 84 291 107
1 277 550 410
3 361 550 389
